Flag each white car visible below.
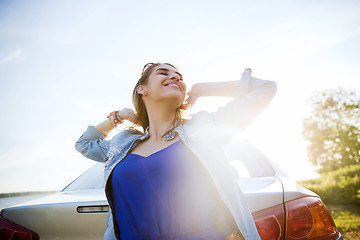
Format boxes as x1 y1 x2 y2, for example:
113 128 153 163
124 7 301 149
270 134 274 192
0 140 342 240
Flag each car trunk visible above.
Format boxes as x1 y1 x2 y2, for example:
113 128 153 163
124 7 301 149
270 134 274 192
1 189 108 240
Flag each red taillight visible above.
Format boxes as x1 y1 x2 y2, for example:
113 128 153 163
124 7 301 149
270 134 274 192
287 202 313 238
253 204 285 240
286 197 339 240
0 216 39 240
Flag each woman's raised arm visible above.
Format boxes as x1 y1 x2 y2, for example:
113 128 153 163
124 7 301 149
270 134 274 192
75 108 137 162
184 68 277 143
186 69 275 107
95 108 137 136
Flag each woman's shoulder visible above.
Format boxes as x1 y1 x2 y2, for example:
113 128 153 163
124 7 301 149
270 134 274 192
114 127 143 138
110 127 144 149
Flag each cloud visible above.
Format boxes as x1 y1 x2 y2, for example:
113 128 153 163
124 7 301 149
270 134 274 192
0 47 22 65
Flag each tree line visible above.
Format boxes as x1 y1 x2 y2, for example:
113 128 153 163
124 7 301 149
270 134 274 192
300 87 360 205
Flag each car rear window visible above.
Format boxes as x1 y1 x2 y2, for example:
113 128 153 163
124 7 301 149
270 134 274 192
225 140 275 178
62 163 105 191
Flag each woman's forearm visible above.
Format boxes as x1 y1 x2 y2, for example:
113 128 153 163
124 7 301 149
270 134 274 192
193 76 274 99
95 116 116 136
94 108 137 136
192 81 240 98
186 71 276 110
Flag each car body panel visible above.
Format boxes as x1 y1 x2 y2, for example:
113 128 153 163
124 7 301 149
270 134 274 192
237 177 283 213
2 193 108 239
278 177 319 202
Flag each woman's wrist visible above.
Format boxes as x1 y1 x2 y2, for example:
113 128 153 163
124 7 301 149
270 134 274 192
117 109 126 122
108 115 117 128
115 111 124 124
107 111 123 127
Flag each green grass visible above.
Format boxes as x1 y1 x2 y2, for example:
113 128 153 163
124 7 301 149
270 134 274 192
327 204 360 240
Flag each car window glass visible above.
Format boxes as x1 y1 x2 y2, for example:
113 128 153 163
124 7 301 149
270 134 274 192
61 163 105 191
225 140 274 178
229 161 251 178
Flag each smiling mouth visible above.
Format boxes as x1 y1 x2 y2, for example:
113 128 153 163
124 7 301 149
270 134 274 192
164 83 181 90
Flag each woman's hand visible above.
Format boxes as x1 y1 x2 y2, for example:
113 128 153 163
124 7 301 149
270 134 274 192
118 108 137 124
183 84 200 110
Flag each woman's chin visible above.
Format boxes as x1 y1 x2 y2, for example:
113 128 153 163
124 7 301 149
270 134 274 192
163 92 185 103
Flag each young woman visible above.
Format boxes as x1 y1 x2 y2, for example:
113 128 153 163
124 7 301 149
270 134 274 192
75 63 277 240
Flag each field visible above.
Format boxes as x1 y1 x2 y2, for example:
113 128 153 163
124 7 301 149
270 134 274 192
327 204 360 240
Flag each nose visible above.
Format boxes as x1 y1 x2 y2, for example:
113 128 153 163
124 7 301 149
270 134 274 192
170 74 180 81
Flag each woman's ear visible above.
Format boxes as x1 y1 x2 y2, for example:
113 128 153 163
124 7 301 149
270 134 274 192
137 85 147 96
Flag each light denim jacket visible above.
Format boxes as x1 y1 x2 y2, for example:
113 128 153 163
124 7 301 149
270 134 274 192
75 69 277 240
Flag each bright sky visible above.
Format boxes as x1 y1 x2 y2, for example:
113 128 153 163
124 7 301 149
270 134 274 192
1 0 359 193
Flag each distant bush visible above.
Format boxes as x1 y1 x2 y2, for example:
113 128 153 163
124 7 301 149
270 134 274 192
298 164 360 205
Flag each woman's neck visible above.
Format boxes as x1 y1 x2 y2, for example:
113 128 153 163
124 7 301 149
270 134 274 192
145 102 177 142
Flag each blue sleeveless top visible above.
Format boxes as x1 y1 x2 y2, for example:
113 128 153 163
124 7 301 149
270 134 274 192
111 140 235 239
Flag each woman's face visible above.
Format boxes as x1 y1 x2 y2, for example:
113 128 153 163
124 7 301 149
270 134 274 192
138 64 186 107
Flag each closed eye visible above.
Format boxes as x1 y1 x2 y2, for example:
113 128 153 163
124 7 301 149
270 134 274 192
161 72 183 81
156 68 183 81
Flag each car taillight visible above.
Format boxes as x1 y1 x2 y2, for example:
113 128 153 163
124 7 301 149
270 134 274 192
253 204 285 240
286 197 340 240
0 216 39 240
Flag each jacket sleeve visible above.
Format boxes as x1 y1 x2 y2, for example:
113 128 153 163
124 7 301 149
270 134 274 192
188 68 277 145
74 125 111 162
